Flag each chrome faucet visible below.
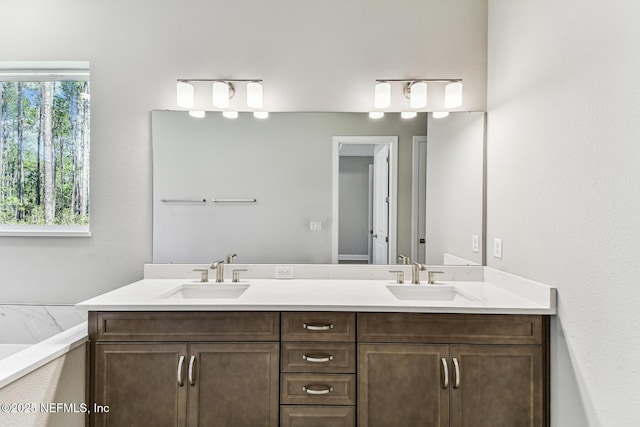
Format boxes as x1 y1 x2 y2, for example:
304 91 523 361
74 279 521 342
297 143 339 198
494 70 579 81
411 262 427 284
210 259 224 283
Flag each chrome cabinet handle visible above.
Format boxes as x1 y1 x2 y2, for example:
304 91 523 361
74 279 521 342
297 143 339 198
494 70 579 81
453 357 460 389
302 384 334 395
177 356 185 386
303 323 334 331
188 355 196 386
441 357 449 389
303 354 334 363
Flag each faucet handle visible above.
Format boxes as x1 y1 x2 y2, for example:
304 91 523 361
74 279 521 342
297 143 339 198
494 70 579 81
232 269 248 283
427 271 445 284
226 253 238 263
397 254 411 265
193 269 209 283
389 270 405 284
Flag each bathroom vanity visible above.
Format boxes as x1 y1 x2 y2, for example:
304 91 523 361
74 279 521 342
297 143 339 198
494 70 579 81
78 265 555 426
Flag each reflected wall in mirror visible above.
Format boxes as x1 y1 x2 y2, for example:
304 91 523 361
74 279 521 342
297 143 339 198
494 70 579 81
413 112 485 266
151 111 484 265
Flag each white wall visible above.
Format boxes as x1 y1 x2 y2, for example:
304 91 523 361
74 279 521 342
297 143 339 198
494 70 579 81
487 1 640 425
0 0 487 303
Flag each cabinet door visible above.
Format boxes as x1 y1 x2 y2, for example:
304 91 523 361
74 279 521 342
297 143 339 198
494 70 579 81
281 406 355 427
450 345 543 427
94 343 188 427
187 342 279 427
358 343 449 427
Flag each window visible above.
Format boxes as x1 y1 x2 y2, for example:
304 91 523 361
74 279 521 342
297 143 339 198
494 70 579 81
0 62 90 236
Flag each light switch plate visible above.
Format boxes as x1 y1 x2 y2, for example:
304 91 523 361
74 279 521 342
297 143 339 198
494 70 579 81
493 238 503 259
472 235 479 253
310 221 322 231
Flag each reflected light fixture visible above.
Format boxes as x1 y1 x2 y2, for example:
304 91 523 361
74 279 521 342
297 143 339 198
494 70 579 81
432 111 449 119
369 111 384 119
222 111 238 119
408 82 427 109
188 110 205 118
246 81 263 108
253 111 269 119
374 82 391 108
444 82 463 108
401 111 417 119
177 81 194 108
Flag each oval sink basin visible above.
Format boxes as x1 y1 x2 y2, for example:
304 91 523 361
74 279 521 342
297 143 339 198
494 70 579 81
386 285 477 302
158 283 250 299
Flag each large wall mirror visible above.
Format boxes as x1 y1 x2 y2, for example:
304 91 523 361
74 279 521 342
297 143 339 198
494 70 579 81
151 111 484 265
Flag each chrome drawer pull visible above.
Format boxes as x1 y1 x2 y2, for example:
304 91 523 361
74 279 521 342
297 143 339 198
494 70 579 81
453 357 460 389
441 358 449 389
303 354 334 363
303 323 334 331
302 384 334 395
177 356 185 386
188 355 196 386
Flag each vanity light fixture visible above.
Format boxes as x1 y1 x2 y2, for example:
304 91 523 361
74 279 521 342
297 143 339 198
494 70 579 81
432 111 449 119
253 111 269 119
408 82 427 109
176 82 195 108
222 111 239 119
444 82 463 108
375 78 463 110
188 110 205 118
176 78 264 110
401 111 417 119
374 82 391 108
369 111 384 119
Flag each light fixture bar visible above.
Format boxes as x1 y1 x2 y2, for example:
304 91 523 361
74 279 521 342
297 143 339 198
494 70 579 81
376 78 462 83
177 79 263 83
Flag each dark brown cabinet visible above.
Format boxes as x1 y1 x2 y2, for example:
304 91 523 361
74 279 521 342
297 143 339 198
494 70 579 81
357 313 549 427
89 311 548 427
89 312 280 427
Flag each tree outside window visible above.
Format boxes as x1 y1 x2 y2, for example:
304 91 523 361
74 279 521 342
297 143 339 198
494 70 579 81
0 78 90 227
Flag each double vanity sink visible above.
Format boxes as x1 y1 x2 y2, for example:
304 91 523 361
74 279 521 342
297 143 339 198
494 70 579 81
156 282 478 303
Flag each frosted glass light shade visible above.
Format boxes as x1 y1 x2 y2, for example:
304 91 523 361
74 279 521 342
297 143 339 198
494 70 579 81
409 82 427 108
188 110 205 118
374 82 391 108
369 111 384 119
222 111 238 119
177 82 194 108
212 82 230 108
432 111 449 119
401 111 417 119
444 82 463 108
253 111 269 119
247 82 263 108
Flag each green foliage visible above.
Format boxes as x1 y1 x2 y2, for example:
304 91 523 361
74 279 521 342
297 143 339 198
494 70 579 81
0 80 90 226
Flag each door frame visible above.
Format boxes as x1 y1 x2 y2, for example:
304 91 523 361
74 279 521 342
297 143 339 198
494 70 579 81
411 136 428 262
332 136 398 264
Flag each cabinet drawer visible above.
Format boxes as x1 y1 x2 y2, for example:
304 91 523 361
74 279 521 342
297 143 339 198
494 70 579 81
281 342 356 373
281 374 356 406
358 313 542 345
280 406 355 427
93 312 279 342
281 312 355 342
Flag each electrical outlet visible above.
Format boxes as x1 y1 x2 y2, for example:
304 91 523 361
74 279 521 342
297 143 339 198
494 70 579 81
493 238 503 259
310 221 322 231
275 266 294 279
472 235 479 253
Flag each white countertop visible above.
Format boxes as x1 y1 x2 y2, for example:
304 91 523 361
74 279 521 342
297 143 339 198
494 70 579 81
76 270 556 315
